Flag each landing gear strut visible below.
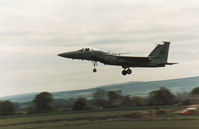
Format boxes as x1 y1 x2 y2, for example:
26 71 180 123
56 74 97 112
92 61 97 72
122 67 132 75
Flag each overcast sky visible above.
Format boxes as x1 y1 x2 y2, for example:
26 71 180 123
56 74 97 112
0 0 199 97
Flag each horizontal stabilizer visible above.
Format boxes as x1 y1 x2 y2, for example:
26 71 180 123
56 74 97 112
165 63 178 65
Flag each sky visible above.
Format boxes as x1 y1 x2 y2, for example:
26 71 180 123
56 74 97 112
0 0 199 97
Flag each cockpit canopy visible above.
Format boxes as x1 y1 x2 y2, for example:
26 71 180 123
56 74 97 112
78 48 98 52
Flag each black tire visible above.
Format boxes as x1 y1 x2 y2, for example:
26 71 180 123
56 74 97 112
127 69 132 74
93 69 97 72
122 70 127 75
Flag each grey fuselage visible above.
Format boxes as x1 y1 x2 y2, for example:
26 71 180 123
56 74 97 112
58 49 164 68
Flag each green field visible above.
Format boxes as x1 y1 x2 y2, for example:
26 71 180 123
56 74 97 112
1 107 199 129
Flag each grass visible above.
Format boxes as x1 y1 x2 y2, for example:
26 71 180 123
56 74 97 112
0 106 198 129
65 120 199 129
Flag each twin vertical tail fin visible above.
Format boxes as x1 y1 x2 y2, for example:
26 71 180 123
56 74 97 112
148 41 170 64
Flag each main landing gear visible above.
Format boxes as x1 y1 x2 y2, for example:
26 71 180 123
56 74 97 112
122 67 132 76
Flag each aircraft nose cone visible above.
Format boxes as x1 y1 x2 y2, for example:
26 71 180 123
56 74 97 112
58 52 74 58
58 53 65 57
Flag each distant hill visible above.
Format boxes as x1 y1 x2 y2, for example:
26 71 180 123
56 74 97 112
1 76 199 103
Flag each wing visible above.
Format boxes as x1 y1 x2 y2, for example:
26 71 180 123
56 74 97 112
116 56 151 63
112 53 129 55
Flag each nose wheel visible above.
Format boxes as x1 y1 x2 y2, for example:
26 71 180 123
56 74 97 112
122 68 132 75
93 68 97 72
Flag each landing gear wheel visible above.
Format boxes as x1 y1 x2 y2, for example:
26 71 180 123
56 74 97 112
92 61 98 73
127 69 132 74
93 68 97 72
122 70 127 75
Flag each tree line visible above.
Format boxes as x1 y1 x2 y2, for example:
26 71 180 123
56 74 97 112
1 87 199 116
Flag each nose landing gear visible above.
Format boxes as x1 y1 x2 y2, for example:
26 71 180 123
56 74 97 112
92 61 98 73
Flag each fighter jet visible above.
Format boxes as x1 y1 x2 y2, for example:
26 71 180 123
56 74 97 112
58 41 177 75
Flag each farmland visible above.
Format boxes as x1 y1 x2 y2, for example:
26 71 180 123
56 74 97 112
1 106 199 129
